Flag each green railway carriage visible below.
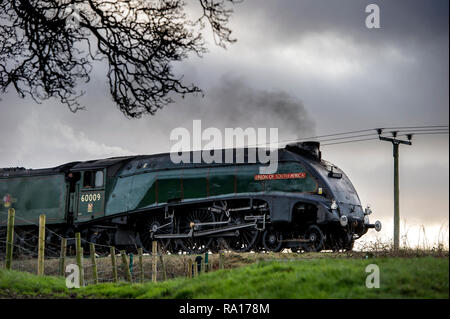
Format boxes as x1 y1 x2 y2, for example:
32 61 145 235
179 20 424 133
0 142 381 255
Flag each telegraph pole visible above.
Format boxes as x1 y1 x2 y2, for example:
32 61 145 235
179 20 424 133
377 129 412 250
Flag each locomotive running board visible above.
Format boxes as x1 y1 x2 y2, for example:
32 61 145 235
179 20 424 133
153 222 257 239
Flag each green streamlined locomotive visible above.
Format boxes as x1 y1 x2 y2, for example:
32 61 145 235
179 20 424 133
0 142 381 254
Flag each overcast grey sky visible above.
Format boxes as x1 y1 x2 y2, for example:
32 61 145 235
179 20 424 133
0 0 448 246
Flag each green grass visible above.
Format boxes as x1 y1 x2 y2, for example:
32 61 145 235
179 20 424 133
0 267 72 298
1 257 448 299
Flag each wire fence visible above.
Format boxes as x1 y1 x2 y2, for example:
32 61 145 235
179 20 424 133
0 210 226 286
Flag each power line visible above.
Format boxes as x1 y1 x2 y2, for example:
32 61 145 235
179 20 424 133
311 133 377 143
321 131 448 146
321 137 380 146
382 125 448 130
282 129 376 142
297 127 447 142
283 130 448 147
315 130 448 143
409 131 449 135
390 128 449 132
292 125 447 141
248 125 449 147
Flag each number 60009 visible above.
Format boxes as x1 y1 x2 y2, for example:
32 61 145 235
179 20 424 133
81 193 101 202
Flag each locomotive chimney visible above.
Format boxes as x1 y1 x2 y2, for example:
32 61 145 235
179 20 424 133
285 141 321 161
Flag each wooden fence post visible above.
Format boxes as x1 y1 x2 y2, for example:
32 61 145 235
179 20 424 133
5 208 15 270
219 250 224 270
110 246 118 283
129 253 134 276
193 259 198 277
90 243 98 285
152 241 157 282
75 232 84 286
187 258 193 278
159 254 167 281
138 247 144 282
58 238 67 277
37 214 46 275
201 259 205 274
120 250 133 282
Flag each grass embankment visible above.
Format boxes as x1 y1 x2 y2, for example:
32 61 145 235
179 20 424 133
1 256 448 299
10 249 448 283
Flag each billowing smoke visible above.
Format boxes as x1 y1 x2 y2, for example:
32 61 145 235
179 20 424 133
171 76 316 143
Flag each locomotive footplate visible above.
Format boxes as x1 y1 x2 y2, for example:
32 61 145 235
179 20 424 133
153 222 257 239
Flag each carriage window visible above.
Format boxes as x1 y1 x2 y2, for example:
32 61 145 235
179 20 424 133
83 170 104 188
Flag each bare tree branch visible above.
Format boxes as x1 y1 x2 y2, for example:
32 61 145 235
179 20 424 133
0 0 239 117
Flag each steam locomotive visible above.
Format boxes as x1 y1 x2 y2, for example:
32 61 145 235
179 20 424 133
0 142 381 255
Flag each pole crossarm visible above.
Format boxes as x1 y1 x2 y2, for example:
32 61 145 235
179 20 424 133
378 136 412 145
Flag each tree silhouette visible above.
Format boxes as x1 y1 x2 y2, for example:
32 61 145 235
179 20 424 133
0 0 239 117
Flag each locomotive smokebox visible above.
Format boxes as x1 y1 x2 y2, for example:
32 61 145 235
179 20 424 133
285 141 321 161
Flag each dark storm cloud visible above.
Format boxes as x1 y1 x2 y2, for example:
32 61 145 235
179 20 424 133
236 0 448 45
200 0 449 130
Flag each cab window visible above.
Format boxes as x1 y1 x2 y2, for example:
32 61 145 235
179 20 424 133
83 170 104 188
95 170 104 187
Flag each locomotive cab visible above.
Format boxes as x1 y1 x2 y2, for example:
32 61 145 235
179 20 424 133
74 169 106 222
68 158 125 223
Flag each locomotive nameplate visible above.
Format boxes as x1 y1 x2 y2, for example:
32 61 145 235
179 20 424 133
254 172 306 181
